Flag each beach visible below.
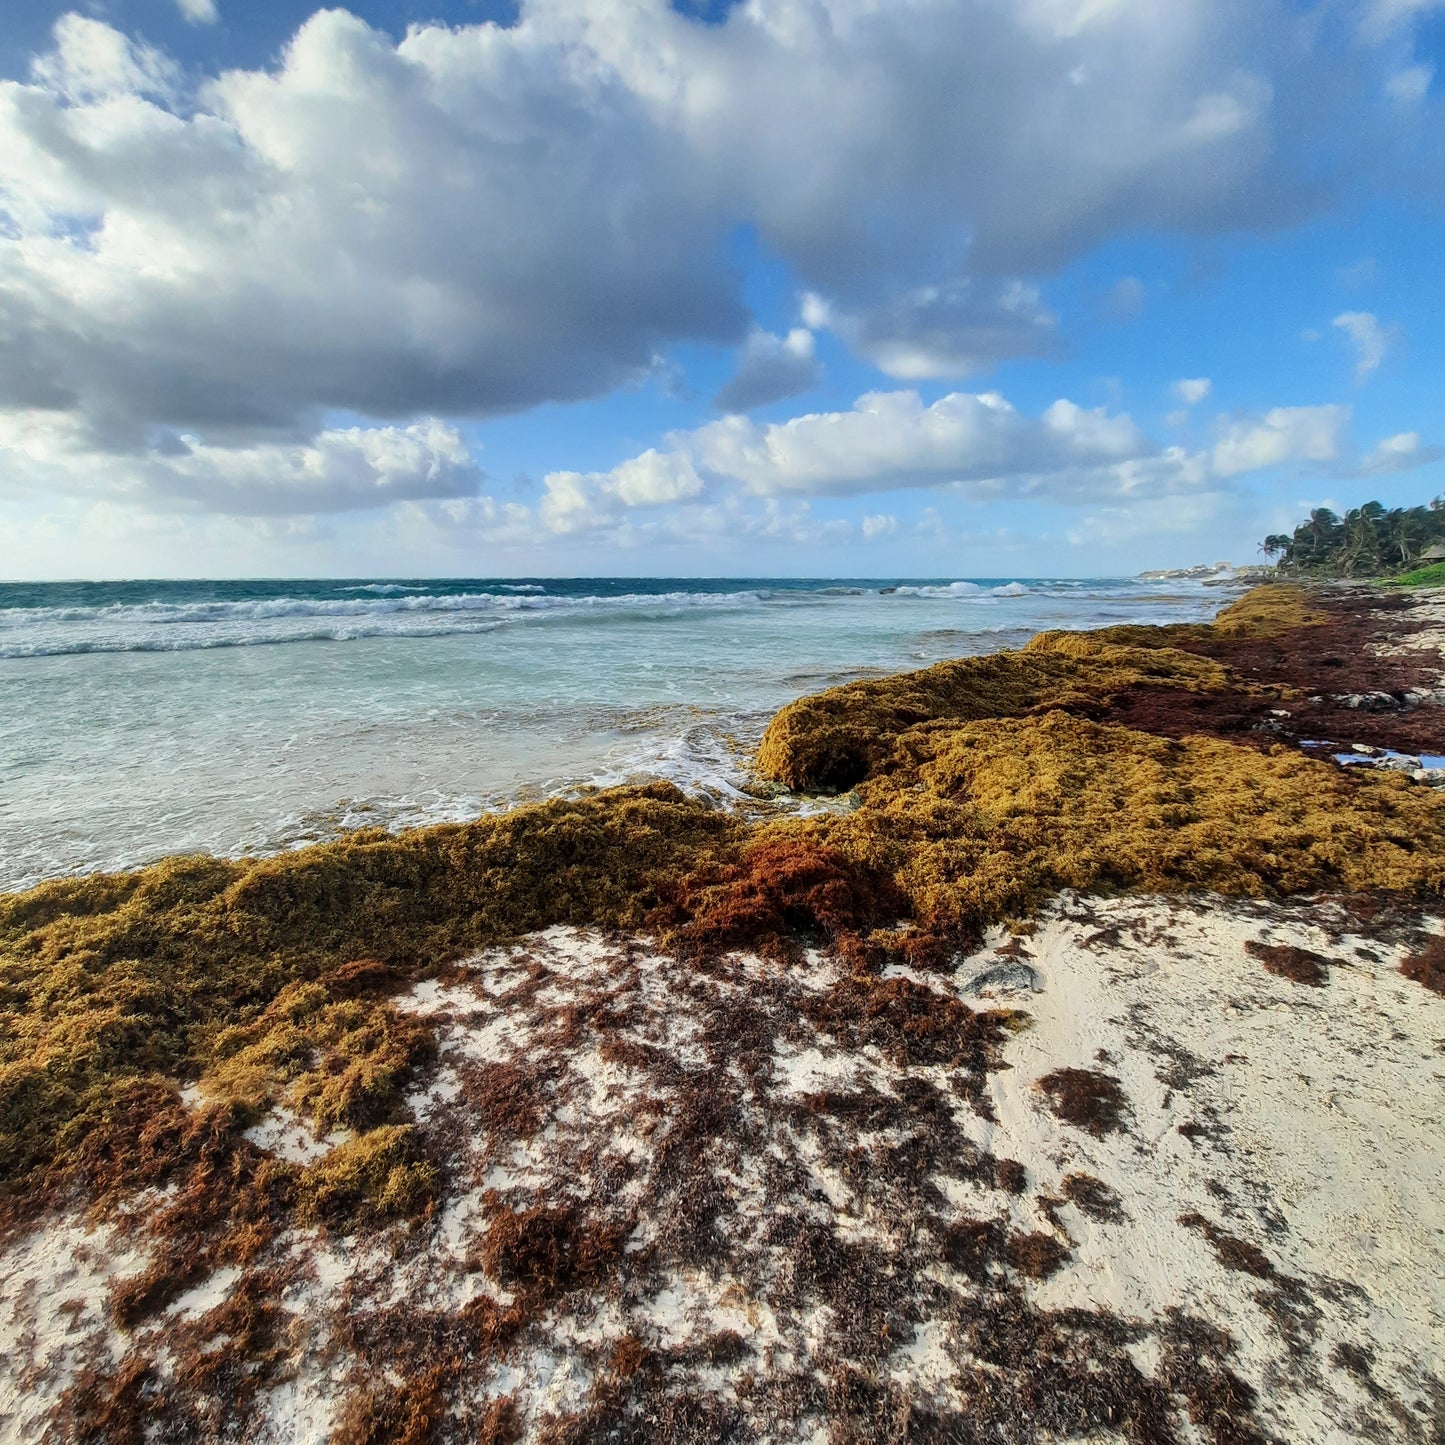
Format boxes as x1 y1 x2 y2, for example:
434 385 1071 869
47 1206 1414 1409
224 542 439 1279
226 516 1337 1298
1 582 1442 1443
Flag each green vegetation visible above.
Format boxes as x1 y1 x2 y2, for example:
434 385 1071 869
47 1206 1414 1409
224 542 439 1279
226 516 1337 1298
1387 560 1445 587
1261 497 1445 577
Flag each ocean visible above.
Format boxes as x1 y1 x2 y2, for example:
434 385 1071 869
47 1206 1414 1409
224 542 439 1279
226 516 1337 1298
0 576 1229 891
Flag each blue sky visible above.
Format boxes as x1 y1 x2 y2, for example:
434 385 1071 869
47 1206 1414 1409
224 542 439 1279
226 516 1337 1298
0 0 1442 577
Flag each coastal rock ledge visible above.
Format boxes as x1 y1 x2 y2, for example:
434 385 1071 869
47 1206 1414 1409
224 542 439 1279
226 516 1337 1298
1 584 1443 1443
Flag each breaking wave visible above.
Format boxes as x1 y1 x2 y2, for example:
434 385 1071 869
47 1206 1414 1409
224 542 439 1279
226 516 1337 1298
0 588 772 658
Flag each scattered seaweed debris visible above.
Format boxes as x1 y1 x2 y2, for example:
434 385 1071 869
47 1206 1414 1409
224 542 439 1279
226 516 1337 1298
651 834 908 967
5 584 1445 1235
753 583 1330 794
1005 1229 1071 1279
800 711 1445 953
1400 935 1445 994
1089 585 1445 758
1244 939 1339 987
477 1194 627 1295
993 1157 1027 1194
1061 1172 1126 1222
760 581 1445 785
1036 1067 1131 1136
1179 1213 1276 1279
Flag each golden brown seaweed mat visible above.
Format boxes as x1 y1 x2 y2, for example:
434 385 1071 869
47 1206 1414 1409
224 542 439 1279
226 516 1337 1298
3 584 1444 1443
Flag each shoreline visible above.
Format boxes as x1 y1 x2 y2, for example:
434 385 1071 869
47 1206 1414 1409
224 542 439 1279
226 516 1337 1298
0 575 1233 895
2 583 1443 1442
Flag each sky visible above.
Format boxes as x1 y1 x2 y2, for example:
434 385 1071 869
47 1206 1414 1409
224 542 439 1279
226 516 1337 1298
0 0 1442 579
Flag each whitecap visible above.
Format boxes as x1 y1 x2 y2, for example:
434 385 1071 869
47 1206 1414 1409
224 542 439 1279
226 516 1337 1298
890 581 988 599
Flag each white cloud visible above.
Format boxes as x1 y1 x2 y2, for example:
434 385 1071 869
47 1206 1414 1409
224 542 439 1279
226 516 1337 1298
536 388 1419 535
0 9 744 448
176 0 220 25
1332 311 1394 382
0 413 484 514
540 448 706 533
0 0 1432 483
1211 406 1349 477
29 15 176 103
801 282 1055 380
677 390 1155 499
1172 377 1212 405
1386 64 1433 102
1357 430 1445 474
714 328 821 412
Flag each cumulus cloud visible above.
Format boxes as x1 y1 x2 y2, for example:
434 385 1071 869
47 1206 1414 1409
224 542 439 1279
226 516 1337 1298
0 413 484 514
1172 377 1213 405
676 390 1156 500
1357 430 1445 474
714 329 822 412
1210 405 1349 476
28 14 176 102
0 8 744 450
535 387 1431 538
0 0 1434 480
800 283 1055 380
540 448 705 533
1332 311 1395 382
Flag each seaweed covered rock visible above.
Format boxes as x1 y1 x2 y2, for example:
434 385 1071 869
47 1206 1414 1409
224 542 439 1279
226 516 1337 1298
755 584 1333 794
798 711 1445 942
755 636 1230 793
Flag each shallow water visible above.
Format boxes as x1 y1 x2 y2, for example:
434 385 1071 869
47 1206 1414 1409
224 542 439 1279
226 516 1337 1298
0 576 1227 890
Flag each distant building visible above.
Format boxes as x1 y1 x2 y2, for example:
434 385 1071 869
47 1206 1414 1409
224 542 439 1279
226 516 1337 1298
1420 544 1445 562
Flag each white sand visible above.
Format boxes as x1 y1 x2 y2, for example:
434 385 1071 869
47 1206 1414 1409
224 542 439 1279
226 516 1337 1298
2 904 1441 1442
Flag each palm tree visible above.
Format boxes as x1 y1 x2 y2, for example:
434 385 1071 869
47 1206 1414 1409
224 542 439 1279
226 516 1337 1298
1259 496 1445 577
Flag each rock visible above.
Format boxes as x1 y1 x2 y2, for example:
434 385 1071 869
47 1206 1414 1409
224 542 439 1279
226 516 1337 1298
960 960 1038 996
1380 754 1422 772
1335 691 1403 711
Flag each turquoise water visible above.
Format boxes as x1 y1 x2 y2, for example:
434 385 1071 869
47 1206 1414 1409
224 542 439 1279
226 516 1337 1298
0 576 1228 890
